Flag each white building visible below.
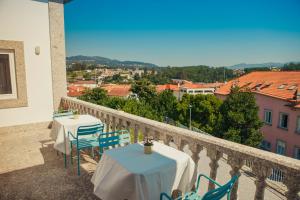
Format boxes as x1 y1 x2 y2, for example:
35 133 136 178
0 0 68 127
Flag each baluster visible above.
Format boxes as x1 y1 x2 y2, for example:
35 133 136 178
284 171 300 200
190 142 203 189
173 135 182 149
163 134 172 146
125 121 131 131
105 114 110 132
144 127 150 138
134 124 139 143
207 148 222 191
153 130 161 141
116 118 123 130
100 113 105 122
252 163 272 200
179 139 188 151
111 116 116 132
227 155 244 200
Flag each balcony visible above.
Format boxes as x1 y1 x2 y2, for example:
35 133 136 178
0 97 299 200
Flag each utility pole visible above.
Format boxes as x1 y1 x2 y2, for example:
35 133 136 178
189 104 192 130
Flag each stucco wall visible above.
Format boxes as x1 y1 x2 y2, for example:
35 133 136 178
0 0 54 127
256 94 300 158
215 92 300 158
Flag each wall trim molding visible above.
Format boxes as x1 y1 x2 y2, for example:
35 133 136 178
0 40 28 109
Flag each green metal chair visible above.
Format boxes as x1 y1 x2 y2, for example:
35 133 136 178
160 174 239 200
68 123 104 175
98 130 131 157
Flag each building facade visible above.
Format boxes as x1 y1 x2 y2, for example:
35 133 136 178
215 72 300 159
0 0 67 127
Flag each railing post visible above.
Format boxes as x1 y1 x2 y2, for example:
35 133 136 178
252 163 272 200
227 156 244 200
207 148 222 191
284 171 300 200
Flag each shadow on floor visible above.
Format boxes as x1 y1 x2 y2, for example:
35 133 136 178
0 139 100 200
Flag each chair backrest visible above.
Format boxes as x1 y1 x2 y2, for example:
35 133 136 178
202 175 239 200
53 110 73 119
118 130 131 145
99 131 120 149
99 130 131 151
77 123 104 136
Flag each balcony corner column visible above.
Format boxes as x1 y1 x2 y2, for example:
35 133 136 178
227 155 244 200
252 163 272 200
283 172 300 200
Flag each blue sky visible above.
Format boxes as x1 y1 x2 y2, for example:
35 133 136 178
65 0 300 66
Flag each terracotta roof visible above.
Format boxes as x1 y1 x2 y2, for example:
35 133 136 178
101 84 131 97
181 82 223 89
156 84 179 92
215 71 300 108
67 85 87 97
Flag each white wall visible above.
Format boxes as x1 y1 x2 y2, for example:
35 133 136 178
0 0 54 127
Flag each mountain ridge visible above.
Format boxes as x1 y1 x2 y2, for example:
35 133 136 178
67 55 299 69
67 55 159 68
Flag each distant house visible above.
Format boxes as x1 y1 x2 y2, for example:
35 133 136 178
179 82 223 100
101 84 132 98
71 80 98 89
215 71 300 159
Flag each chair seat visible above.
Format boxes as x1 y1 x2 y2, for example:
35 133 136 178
71 136 99 150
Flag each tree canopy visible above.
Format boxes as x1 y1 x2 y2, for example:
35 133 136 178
78 84 263 148
217 87 263 147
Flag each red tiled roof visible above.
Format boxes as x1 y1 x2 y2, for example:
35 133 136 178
101 84 131 97
215 71 300 108
181 82 223 89
67 85 87 97
156 84 179 92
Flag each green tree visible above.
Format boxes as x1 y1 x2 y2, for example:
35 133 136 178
176 94 222 134
218 87 263 147
131 79 157 102
83 72 92 80
156 90 178 120
122 99 160 121
104 97 126 110
79 88 108 105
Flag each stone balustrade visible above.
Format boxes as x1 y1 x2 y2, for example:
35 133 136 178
61 97 300 200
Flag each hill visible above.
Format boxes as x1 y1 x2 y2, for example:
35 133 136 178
67 55 158 68
226 62 284 69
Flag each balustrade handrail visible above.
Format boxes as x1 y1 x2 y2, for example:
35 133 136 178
61 96 300 199
61 96 300 171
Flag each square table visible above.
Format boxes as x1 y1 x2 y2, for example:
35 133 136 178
51 114 102 155
91 141 195 200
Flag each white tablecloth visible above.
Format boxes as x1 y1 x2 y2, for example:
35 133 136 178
51 114 102 155
91 142 195 200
